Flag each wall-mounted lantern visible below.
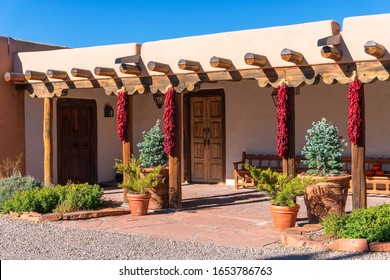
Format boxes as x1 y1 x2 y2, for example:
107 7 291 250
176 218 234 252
153 93 165 109
104 104 114 117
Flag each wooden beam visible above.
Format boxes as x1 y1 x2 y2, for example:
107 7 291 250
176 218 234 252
119 63 142 76
352 88 367 209
210 56 233 69
364 41 386 58
147 61 170 74
25 70 47 81
94 67 116 77
282 87 295 177
122 94 134 203
47 69 68 80
169 91 182 208
71 68 92 78
178 59 201 71
281 48 304 65
43 98 53 186
4 72 25 82
321 46 343 61
244 53 267 67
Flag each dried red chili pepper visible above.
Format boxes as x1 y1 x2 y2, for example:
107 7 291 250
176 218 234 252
276 83 289 158
164 88 175 155
116 89 128 142
347 78 363 144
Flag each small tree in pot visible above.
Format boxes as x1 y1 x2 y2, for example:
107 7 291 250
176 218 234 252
246 166 317 232
137 120 169 209
301 118 350 223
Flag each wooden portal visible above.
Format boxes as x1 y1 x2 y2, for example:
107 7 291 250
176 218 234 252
57 98 97 184
189 91 225 183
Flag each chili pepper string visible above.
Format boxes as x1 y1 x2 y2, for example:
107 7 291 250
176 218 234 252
276 83 289 158
116 89 128 142
347 78 363 144
164 88 175 155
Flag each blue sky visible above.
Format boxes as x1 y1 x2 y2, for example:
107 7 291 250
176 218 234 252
1 0 390 47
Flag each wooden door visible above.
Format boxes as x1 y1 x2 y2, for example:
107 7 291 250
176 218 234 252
57 98 97 184
190 94 224 183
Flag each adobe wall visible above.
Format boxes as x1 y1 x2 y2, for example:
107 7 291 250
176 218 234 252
0 37 63 175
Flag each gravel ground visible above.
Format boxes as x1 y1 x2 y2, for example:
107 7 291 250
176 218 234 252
1 216 389 260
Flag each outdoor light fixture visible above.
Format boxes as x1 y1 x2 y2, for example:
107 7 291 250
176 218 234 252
153 92 165 109
104 104 114 117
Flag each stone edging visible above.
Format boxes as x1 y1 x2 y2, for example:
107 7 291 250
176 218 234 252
281 224 390 252
8 208 130 222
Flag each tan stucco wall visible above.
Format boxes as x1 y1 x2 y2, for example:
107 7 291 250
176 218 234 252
0 37 64 175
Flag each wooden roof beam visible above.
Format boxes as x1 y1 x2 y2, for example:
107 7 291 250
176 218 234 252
321 46 343 61
210 56 233 69
25 70 47 81
147 61 170 74
119 63 142 76
178 59 201 71
47 69 68 80
94 67 116 77
364 41 386 58
244 53 267 67
71 68 92 78
281 48 304 65
4 72 26 82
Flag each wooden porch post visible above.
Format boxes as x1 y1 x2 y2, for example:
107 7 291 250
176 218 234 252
43 98 53 186
352 89 367 209
169 92 182 208
122 95 133 203
282 87 296 177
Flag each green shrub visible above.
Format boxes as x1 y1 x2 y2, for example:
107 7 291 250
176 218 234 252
137 119 168 167
2 183 104 214
301 118 346 175
0 175 42 209
321 204 390 242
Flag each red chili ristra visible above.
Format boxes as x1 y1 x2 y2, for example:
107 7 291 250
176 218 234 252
116 89 128 142
348 78 363 144
276 83 289 158
164 88 175 155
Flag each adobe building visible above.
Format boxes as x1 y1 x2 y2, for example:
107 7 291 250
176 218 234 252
2 13 390 207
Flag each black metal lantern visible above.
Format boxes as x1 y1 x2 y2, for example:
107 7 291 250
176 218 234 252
104 104 114 117
271 88 278 107
153 92 165 109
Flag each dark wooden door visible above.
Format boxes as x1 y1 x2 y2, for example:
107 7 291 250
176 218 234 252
190 94 224 183
57 98 97 184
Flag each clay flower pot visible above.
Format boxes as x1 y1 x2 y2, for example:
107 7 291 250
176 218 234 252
141 167 169 209
270 204 300 232
126 193 152 216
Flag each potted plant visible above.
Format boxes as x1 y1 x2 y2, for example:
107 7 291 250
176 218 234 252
115 156 162 216
137 119 169 209
301 118 350 223
246 166 317 232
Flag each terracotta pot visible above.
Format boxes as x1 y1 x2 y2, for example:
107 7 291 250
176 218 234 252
126 193 151 216
270 204 300 232
303 174 351 223
141 167 169 209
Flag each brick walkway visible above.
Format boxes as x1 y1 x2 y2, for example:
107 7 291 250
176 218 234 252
55 183 390 249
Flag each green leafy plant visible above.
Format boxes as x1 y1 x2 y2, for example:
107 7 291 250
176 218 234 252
115 156 162 194
2 183 103 214
245 165 318 207
321 204 390 242
137 119 168 167
0 175 42 209
301 118 346 176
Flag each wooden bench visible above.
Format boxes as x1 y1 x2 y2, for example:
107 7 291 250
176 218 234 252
233 152 390 195
233 152 306 189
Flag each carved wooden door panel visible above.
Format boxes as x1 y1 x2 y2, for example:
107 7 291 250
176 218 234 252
57 98 97 185
190 95 224 183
